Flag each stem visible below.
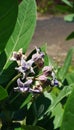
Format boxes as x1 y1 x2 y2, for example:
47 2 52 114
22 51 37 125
5 73 21 90
33 101 38 126
33 117 38 126
10 93 20 104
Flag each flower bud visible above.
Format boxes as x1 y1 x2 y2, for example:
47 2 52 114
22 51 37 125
35 58 44 68
10 48 26 65
38 75 47 83
42 66 53 76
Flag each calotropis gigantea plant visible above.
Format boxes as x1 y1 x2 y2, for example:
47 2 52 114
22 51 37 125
11 47 59 93
0 0 74 130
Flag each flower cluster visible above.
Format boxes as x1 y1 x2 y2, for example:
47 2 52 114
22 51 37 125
11 47 59 94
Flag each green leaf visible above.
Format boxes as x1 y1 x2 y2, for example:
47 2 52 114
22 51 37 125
0 0 36 84
44 91 56 106
44 92 63 128
64 14 74 22
61 88 74 130
45 86 73 129
26 94 51 124
0 85 8 101
8 93 31 111
5 0 36 66
58 48 74 81
0 51 7 72
62 0 73 7
66 32 74 40
51 103 63 129
0 0 18 51
66 72 74 84
0 62 17 85
46 85 73 113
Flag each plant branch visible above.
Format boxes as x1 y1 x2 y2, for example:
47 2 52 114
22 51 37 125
5 73 21 90
33 101 38 126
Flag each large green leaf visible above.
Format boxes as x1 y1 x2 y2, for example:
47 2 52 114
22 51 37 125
0 0 18 51
5 0 36 68
61 89 74 130
58 48 74 81
49 85 73 111
0 0 36 84
44 86 73 129
45 85 73 116
0 85 8 101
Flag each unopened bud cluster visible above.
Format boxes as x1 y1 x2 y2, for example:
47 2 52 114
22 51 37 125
11 47 59 94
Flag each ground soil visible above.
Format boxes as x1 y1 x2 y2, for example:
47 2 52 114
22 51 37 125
28 14 74 64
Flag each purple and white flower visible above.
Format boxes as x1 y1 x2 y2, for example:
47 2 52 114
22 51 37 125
14 78 32 93
15 59 35 79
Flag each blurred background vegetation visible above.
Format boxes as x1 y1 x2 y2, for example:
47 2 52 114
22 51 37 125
18 0 74 15
18 0 74 14
36 0 74 14
36 0 62 14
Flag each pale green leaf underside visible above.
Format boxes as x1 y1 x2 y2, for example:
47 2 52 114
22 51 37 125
51 103 63 129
